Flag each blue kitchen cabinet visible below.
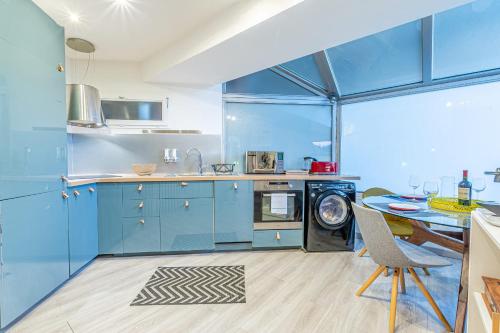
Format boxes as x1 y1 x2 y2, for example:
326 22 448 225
214 181 253 243
0 191 69 328
122 217 161 253
68 184 98 275
253 229 303 248
0 0 67 201
160 181 213 199
160 198 214 252
97 183 123 255
123 183 159 200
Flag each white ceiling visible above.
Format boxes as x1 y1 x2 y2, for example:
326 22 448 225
34 0 473 86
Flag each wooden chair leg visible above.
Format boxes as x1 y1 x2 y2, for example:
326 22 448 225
355 265 386 297
399 268 406 294
389 268 400 333
408 268 452 332
384 267 390 276
358 247 368 257
422 267 430 276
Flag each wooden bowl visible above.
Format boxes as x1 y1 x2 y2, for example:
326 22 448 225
132 164 157 176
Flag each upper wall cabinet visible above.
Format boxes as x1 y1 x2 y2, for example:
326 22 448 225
0 0 67 200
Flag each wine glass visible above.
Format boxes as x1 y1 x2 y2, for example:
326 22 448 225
408 175 421 196
423 181 439 202
471 177 486 200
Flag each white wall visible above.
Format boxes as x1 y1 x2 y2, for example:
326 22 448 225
66 59 222 135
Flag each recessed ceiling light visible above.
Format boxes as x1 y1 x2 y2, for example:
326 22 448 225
68 12 80 23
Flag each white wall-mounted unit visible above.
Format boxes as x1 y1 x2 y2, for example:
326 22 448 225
101 98 168 128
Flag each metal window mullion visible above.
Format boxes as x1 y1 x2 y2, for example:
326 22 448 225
270 65 329 98
422 16 434 83
313 51 341 99
335 102 342 173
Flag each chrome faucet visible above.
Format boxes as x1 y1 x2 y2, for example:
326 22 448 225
485 168 500 182
186 148 203 175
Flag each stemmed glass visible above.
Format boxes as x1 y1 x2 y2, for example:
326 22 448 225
408 175 421 196
423 181 439 202
471 177 486 200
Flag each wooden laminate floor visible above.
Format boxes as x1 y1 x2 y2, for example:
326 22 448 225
9 248 461 333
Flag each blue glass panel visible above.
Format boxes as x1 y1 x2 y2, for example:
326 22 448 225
281 54 325 88
225 69 315 96
434 0 500 78
327 20 422 95
225 103 332 171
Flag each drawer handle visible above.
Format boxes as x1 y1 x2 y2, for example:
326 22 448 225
139 219 145 224
88 187 95 193
137 184 143 192
138 201 144 209
73 190 80 197
180 182 189 187
184 200 190 208
275 232 281 241
61 191 69 200
233 182 238 190
61 175 69 182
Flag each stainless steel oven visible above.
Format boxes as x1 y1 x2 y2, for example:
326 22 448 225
253 180 304 230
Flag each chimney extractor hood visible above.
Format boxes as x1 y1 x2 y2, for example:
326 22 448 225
66 84 105 127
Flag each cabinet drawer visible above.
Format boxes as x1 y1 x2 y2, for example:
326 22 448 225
123 182 159 199
253 229 303 248
122 199 160 217
160 181 213 198
122 217 161 253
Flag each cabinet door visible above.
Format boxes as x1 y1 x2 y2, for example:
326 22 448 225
0 1 67 201
0 191 69 328
97 184 123 255
68 184 98 275
214 181 253 243
160 198 214 252
123 217 161 253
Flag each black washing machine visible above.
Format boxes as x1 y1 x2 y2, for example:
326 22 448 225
305 181 356 252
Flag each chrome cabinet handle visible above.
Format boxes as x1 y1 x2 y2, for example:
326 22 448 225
88 187 95 193
138 201 144 209
61 176 69 182
233 182 238 190
180 182 189 187
61 191 69 199
73 190 80 197
184 200 190 208
137 184 143 192
275 232 281 241
139 219 145 224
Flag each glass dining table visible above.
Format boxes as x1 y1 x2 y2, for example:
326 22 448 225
361 195 470 333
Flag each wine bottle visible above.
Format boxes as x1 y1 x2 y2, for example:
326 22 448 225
458 170 472 206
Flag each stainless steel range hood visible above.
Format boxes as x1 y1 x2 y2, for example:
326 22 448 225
66 84 105 127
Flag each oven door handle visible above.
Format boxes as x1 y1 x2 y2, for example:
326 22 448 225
262 193 296 197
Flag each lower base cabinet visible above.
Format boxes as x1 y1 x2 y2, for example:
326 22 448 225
97 184 123 255
160 198 214 252
123 217 161 253
0 191 69 328
253 229 303 248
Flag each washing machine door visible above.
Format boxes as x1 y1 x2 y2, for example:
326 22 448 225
314 190 352 230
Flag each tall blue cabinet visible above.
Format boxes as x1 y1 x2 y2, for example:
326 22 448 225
0 0 68 329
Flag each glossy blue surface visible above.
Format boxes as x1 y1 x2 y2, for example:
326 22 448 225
225 103 332 170
434 0 500 79
122 199 160 217
160 198 214 252
0 0 66 201
253 229 303 248
122 217 161 253
68 184 98 275
0 191 69 328
160 181 213 199
214 181 253 243
327 20 422 95
97 184 123 255
122 183 159 200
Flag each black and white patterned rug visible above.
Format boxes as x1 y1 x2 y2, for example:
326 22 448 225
131 265 246 306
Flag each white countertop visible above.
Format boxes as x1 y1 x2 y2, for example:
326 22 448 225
66 173 360 187
472 210 500 250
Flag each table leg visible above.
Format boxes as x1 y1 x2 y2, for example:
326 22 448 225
454 229 469 333
406 219 464 253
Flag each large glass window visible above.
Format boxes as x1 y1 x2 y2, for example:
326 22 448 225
341 80 500 199
434 0 500 79
225 102 332 171
327 20 422 95
281 54 325 88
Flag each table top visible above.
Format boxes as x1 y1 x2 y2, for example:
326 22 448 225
362 195 471 230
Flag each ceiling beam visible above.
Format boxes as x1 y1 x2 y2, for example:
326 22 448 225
313 50 341 99
270 65 329 97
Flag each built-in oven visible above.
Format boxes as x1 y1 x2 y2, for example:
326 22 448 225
253 180 304 230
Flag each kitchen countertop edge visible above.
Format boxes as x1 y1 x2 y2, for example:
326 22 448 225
66 174 361 187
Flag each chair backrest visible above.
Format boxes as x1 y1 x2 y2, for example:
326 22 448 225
352 203 411 268
362 187 393 199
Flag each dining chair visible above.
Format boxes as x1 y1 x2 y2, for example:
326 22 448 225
352 203 452 333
